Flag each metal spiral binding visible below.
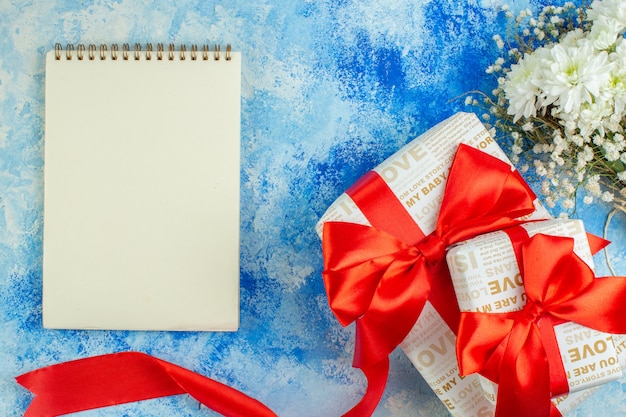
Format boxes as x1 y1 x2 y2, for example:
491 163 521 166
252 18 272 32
54 43 232 61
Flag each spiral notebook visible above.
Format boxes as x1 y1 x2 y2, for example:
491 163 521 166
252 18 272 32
43 43 241 331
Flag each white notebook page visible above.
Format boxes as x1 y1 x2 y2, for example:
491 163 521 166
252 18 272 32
43 45 241 331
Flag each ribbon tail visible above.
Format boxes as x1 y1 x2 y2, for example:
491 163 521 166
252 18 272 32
343 358 389 417
553 276 626 334
352 258 431 369
16 352 277 417
550 403 564 417
586 232 610 254
155 357 278 417
496 324 551 417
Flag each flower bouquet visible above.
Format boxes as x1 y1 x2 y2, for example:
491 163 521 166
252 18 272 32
466 0 626 220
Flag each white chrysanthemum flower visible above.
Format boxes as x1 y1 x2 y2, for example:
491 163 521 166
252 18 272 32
588 16 624 50
607 38 626 116
588 0 626 34
562 199 575 209
618 171 626 182
577 100 613 138
583 195 594 204
503 52 545 121
560 29 586 47
540 43 614 115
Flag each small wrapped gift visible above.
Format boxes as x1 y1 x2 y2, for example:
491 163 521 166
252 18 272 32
449 220 626 417
318 112 549 416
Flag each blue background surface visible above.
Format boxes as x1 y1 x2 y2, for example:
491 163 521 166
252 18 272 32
1 0 626 416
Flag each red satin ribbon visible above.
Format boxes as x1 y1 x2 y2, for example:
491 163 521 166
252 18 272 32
322 144 541 416
456 234 626 417
16 351 278 417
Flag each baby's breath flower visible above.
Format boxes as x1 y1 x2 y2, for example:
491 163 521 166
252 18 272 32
534 159 548 176
602 191 615 202
551 16 563 25
493 34 505 49
593 134 605 146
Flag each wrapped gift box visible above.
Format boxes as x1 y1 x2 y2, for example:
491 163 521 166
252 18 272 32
317 112 549 417
447 219 622 409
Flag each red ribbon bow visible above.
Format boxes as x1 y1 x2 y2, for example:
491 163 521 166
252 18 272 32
322 144 541 416
457 233 626 417
16 352 278 417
